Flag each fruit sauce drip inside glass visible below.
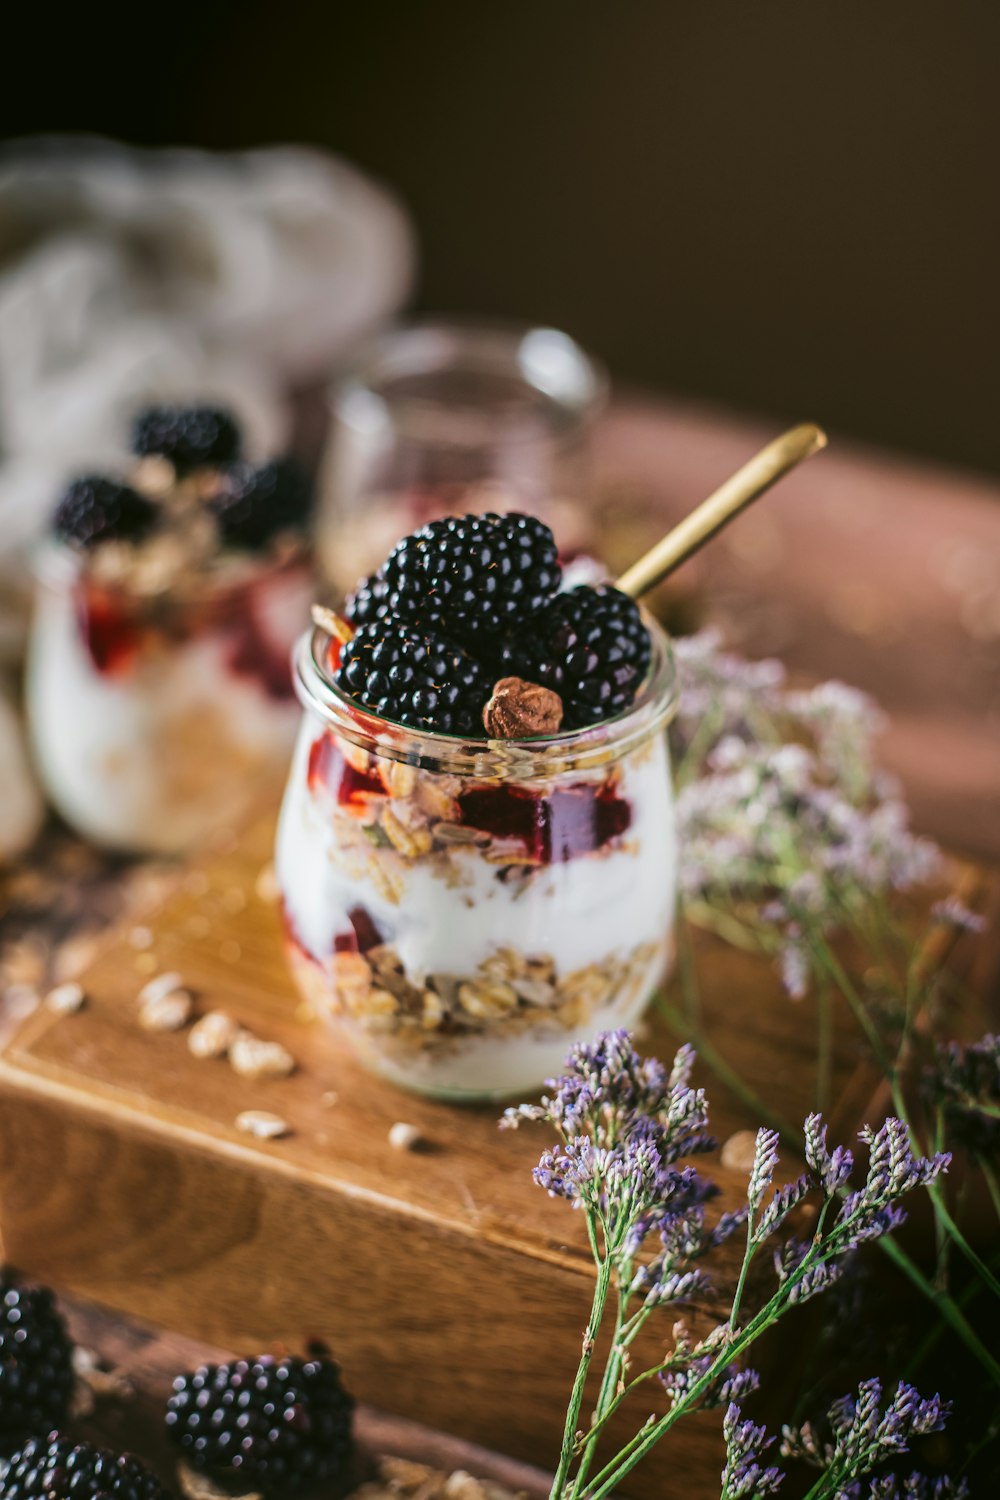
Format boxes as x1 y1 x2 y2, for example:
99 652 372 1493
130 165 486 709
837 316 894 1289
307 728 632 866
72 575 298 702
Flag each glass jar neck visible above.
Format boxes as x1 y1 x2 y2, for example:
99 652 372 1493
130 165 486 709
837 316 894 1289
293 614 677 781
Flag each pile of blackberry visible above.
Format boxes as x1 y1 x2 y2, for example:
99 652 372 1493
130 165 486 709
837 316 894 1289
336 512 651 737
165 1354 354 1497
0 1435 170 1500
0 1275 75 1454
52 404 313 555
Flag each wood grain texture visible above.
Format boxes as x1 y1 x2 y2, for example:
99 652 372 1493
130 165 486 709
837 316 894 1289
0 814 995 1497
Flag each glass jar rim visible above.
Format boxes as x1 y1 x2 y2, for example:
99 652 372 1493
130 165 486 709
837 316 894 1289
292 611 678 780
334 318 609 437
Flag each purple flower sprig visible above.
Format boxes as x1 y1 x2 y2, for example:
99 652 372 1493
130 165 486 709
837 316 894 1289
720 1403 783 1498
780 1378 967 1499
507 1032 951 1500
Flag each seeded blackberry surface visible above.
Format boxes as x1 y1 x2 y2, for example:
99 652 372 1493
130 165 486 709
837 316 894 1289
0 1433 169 1499
500 584 651 730
131 404 241 473
210 459 313 550
383 512 560 643
52 477 158 551
0 1277 75 1451
345 571 392 628
165 1355 354 1497
335 620 489 737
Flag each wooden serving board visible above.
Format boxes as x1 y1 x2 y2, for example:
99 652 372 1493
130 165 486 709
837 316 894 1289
0 813 994 1498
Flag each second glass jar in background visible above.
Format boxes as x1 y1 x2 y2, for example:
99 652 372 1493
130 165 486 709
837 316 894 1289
28 543 313 854
315 320 608 599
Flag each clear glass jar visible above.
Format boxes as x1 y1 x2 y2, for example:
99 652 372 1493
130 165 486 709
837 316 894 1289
276 615 678 1100
27 543 314 854
315 320 608 597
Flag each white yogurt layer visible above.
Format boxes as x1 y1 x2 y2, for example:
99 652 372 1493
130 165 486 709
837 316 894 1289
28 567 310 853
276 721 677 1094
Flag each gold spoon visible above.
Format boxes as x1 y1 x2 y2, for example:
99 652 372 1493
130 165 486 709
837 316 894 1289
615 421 827 599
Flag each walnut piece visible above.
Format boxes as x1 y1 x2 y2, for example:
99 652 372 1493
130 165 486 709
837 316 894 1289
482 677 563 739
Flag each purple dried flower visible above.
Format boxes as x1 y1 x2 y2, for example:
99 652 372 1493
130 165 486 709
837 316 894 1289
930 898 986 935
781 1378 954 1492
721 1402 784 1496
747 1129 780 1212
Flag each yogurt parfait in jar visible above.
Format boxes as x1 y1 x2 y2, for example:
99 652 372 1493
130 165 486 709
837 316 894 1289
28 405 315 853
277 512 678 1100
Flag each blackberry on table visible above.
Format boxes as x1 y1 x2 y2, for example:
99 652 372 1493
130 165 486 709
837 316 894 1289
131 404 241 474
0 1433 169 1499
382 512 560 643
344 571 392 628
165 1354 354 1498
0 1276 75 1451
500 584 651 730
52 477 158 551
335 620 489 737
209 459 313 551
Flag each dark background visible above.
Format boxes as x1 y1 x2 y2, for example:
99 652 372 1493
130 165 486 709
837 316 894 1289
5 2 1000 474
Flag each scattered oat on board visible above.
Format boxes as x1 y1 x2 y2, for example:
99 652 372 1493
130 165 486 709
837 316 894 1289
140 991 192 1032
721 1129 760 1174
137 971 185 1006
188 1011 242 1060
236 1110 291 1140
353 1457 522 1500
388 1122 423 1152
229 1033 296 1080
45 982 86 1015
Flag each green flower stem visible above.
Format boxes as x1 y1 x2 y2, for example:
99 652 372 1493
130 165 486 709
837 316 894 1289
877 1231 1000 1386
979 1156 1000 1224
550 1252 614 1500
811 930 1000 1307
569 1282 630 1499
815 977 833 1112
665 948 1000 1392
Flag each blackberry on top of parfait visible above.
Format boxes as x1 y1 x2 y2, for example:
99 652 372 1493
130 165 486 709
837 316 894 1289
331 511 652 739
52 403 314 597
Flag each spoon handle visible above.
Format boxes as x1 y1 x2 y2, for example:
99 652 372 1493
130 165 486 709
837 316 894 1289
616 421 827 600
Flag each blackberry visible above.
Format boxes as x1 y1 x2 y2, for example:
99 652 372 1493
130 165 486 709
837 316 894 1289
344 571 392 628
52 476 158 551
131 404 241 474
165 1355 354 1497
0 1277 75 1451
0 1434 169 1500
335 620 489 737
382 512 560 643
209 459 313 551
501 584 651 730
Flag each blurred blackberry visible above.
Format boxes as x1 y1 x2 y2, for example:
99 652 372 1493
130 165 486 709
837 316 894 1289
0 1434 170 1499
382 512 560 643
335 620 489 737
209 459 313 551
52 477 158 551
131 404 241 474
165 1354 354 1497
345 571 392 628
500 584 651 730
0 1276 75 1451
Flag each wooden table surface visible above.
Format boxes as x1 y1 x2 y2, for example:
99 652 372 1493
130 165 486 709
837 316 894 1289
1 392 998 1494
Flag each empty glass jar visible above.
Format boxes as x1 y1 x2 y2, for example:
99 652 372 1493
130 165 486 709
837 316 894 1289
315 320 608 599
